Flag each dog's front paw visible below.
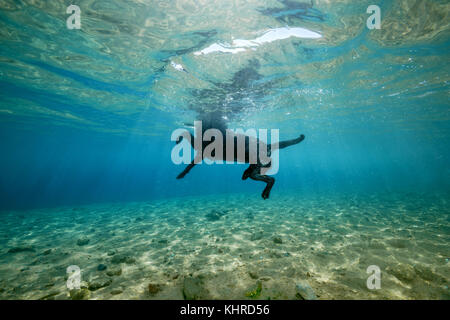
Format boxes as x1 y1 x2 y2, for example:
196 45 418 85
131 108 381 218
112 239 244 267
176 173 185 179
242 168 252 180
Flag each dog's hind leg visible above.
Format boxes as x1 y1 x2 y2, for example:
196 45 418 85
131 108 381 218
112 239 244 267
176 160 196 179
242 164 256 180
248 166 275 200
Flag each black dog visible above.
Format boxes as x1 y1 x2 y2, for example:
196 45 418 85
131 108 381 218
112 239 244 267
175 120 305 199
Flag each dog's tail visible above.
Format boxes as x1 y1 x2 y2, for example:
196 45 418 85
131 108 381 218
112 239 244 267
270 134 305 150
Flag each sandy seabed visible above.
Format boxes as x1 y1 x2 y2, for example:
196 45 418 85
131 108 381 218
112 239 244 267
0 192 448 300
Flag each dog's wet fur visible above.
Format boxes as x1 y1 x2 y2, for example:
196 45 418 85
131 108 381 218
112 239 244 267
176 113 305 200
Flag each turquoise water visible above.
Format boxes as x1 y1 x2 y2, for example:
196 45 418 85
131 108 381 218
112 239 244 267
0 0 449 299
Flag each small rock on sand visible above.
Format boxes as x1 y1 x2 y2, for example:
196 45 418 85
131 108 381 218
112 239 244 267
97 264 107 271
110 289 123 295
386 264 415 283
273 237 283 244
250 231 264 241
76 238 90 246
205 210 226 221
413 264 445 283
106 267 122 277
148 283 162 295
70 288 90 300
183 277 210 300
88 278 112 291
8 246 35 253
295 281 317 300
111 255 135 264
387 239 409 249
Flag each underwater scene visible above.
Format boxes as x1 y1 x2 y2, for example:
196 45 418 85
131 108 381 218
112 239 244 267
0 0 449 300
